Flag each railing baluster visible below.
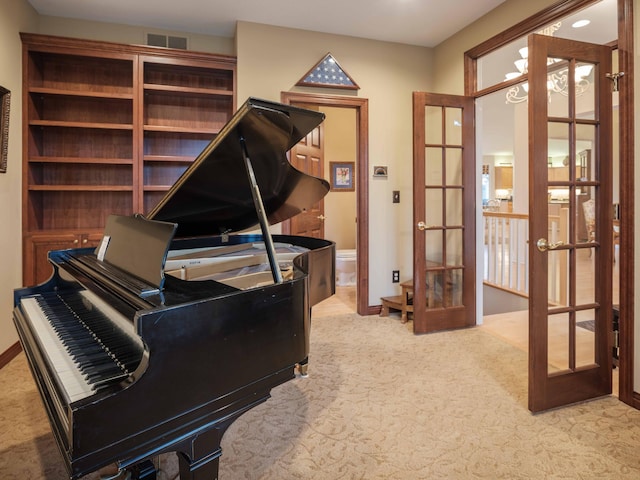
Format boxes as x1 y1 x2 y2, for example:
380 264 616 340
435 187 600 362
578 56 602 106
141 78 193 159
500 217 506 287
510 219 516 290
482 211 529 298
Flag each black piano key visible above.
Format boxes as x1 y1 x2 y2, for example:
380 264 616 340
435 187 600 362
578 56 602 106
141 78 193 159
77 351 113 363
33 291 143 393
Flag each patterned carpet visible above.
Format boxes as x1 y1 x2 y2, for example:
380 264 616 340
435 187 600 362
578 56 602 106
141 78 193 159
2 313 640 479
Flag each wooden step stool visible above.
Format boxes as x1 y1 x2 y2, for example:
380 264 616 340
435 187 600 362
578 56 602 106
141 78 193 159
380 280 413 323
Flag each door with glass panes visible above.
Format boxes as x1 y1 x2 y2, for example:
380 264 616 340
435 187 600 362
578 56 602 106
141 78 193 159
527 33 613 412
412 93 476 334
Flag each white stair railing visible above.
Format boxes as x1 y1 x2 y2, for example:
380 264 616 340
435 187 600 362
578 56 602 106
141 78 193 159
483 210 566 304
482 211 529 297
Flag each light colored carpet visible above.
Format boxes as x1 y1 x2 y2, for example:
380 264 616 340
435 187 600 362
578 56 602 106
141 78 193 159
2 313 640 479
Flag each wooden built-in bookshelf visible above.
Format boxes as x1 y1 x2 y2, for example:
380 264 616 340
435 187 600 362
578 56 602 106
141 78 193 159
21 33 236 286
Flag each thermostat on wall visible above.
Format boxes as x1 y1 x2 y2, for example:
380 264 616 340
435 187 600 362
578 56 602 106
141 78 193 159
373 166 388 177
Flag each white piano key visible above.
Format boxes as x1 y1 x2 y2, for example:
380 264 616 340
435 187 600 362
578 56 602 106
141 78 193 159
20 296 95 403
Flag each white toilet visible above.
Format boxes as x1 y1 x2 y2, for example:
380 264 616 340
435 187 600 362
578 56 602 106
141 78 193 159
335 249 357 286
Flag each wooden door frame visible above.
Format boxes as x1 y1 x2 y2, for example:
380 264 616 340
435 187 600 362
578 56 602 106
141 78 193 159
464 0 635 407
281 92 370 316
616 0 636 410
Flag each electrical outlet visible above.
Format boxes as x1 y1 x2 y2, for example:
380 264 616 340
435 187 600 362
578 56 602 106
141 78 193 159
392 190 400 203
392 270 400 283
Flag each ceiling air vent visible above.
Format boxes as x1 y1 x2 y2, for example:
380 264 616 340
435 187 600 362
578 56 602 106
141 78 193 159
146 33 188 50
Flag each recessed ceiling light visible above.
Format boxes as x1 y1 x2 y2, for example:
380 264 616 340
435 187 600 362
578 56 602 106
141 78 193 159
572 20 591 28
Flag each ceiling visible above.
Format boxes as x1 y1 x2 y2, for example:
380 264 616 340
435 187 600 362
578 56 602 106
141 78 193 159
27 0 506 48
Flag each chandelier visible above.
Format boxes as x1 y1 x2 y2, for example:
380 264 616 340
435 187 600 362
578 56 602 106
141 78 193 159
503 23 593 104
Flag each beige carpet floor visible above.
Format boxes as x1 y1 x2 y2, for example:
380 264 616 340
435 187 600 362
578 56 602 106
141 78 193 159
2 312 640 479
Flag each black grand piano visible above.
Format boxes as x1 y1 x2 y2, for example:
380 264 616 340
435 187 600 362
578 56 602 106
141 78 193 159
13 98 335 480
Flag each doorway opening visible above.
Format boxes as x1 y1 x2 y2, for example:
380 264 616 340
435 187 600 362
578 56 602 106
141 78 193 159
281 92 370 316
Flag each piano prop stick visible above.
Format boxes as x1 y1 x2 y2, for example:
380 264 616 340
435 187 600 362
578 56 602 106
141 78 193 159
13 98 336 480
240 134 283 284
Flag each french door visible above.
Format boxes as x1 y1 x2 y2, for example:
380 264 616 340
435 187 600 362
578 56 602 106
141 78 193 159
528 34 613 412
412 93 476 334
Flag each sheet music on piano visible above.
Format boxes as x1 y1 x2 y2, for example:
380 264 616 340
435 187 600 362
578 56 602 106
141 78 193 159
13 97 335 480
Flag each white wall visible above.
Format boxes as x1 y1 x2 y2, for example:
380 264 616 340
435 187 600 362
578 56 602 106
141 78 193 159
237 21 433 304
0 0 39 354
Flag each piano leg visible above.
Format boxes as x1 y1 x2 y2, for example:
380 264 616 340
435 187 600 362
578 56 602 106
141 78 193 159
176 407 251 480
177 426 224 480
178 453 220 480
175 385 288 479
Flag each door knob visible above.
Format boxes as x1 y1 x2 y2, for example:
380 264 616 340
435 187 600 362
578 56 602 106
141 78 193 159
536 238 564 252
317 215 326 221
417 221 427 231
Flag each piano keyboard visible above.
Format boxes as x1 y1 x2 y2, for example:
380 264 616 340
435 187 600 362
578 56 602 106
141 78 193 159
20 290 144 403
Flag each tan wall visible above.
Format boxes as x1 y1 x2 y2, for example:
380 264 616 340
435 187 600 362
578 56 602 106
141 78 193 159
0 0 39 354
35 15 234 55
237 21 433 304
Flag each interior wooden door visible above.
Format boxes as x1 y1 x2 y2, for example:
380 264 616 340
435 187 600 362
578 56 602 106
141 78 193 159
412 92 476 334
528 33 613 412
284 124 325 238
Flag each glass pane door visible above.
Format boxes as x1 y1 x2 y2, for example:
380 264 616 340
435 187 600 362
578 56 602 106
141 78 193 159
528 33 612 412
413 93 475 334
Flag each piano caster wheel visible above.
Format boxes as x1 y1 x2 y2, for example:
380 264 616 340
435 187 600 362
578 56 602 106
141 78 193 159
297 362 309 377
129 460 157 480
100 460 155 480
100 470 131 480
101 462 155 480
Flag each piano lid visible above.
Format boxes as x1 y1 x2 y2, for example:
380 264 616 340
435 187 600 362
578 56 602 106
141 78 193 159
147 98 329 238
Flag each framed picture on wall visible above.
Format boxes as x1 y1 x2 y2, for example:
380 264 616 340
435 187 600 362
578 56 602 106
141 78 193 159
330 161 355 192
0 85 10 174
